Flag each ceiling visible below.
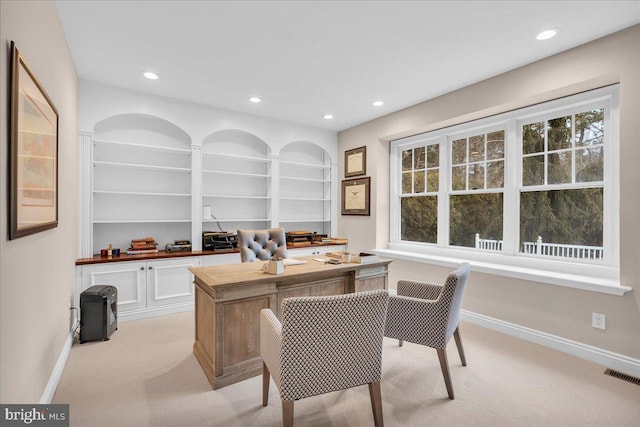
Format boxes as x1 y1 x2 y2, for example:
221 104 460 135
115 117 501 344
55 1 640 132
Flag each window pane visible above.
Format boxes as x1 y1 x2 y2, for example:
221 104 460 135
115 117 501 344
575 108 604 147
452 165 466 190
520 189 603 259
548 115 572 151
402 172 412 193
523 122 544 154
576 147 603 182
523 155 544 186
414 147 426 169
401 196 437 243
452 138 466 164
427 169 439 192
427 144 439 168
414 171 426 193
469 134 484 162
487 160 504 188
450 193 503 248
402 149 412 171
548 151 572 184
487 130 505 160
469 163 485 190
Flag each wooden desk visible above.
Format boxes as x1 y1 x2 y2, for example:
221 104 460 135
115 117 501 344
189 256 391 389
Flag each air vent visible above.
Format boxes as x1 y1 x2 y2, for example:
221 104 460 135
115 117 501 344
604 369 640 386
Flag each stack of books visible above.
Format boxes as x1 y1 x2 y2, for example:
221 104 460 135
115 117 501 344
166 240 192 252
127 237 158 255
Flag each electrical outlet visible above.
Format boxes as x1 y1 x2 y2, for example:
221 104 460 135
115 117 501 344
592 312 606 330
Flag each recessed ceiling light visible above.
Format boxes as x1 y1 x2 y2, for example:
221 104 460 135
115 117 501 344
249 97 261 103
373 100 384 107
536 28 559 41
143 71 160 80
323 114 333 120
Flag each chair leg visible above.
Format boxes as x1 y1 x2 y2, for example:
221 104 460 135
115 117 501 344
262 362 270 406
368 381 384 427
399 339 403 347
282 400 294 427
436 348 455 400
453 327 467 366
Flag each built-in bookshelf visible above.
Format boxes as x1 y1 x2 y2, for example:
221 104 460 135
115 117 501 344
90 114 192 254
201 130 272 236
279 142 332 235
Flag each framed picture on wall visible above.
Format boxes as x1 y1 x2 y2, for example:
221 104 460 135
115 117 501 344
9 41 59 239
345 146 366 177
341 177 370 216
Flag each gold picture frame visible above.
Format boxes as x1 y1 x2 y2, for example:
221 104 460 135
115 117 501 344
345 145 366 177
341 177 370 216
9 42 59 239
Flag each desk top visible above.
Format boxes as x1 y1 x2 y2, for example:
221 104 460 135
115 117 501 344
190 255 391 292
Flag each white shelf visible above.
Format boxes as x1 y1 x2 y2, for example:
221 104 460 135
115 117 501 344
94 138 192 154
93 219 191 224
94 190 191 197
280 197 330 202
202 169 270 178
279 175 330 183
94 161 191 173
280 160 330 169
203 218 270 222
280 219 331 223
203 194 270 199
202 152 270 163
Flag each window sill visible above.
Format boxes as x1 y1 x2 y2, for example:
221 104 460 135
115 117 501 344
375 247 632 296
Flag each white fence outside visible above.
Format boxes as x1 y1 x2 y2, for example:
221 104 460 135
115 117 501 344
475 234 603 260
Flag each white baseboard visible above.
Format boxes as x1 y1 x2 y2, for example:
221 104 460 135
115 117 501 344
40 321 79 404
118 302 194 322
461 309 640 378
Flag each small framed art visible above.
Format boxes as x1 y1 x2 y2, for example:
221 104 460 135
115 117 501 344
341 177 370 216
344 146 366 177
9 42 59 239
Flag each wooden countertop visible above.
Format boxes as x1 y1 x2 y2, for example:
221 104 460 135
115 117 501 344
190 256 392 295
75 242 346 265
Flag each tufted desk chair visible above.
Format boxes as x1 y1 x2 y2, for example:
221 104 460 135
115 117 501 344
384 263 471 400
260 289 389 427
237 228 288 262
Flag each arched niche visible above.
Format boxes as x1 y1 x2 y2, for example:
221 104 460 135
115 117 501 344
94 113 191 149
279 140 331 166
202 129 271 158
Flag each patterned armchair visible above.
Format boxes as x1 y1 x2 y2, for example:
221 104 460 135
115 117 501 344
384 263 471 400
260 289 389 427
237 227 288 262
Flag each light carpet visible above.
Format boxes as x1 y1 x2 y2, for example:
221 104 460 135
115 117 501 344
52 311 640 426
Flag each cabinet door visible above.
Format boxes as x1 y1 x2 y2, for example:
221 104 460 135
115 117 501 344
146 257 200 307
81 262 146 312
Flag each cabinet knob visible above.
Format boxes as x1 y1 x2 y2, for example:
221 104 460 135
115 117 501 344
140 267 144 271
148 266 153 270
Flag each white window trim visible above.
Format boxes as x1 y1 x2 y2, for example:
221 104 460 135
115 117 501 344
388 85 626 295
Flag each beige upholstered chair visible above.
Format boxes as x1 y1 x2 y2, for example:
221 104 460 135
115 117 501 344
385 263 471 400
260 289 389 427
237 227 288 262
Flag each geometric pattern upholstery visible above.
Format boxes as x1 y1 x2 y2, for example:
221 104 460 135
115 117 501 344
260 289 389 401
384 263 471 400
385 263 470 349
238 227 288 262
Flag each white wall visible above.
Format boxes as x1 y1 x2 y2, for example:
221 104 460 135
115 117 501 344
338 25 640 360
0 0 79 403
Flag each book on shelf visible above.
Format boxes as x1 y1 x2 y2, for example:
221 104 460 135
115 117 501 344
129 243 157 250
352 252 380 264
126 248 159 255
287 241 312 247
329 237 348 245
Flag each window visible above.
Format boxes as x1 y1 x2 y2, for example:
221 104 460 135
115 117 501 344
390 86 619 276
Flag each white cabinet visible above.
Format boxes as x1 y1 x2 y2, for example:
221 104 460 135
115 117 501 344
79 257 200 321
288 245 346 257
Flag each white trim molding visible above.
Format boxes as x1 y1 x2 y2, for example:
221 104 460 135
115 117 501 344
40 321 79 404
461 309 640 379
